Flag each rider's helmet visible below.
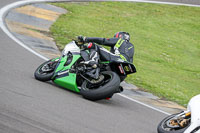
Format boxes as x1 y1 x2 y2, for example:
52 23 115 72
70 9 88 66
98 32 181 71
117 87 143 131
114 32 130 42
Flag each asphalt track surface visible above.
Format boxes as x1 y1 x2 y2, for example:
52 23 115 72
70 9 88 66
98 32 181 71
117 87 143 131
0 0 198 133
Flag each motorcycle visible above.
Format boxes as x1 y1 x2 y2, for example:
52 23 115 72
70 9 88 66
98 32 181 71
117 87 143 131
34 41 136 101
157 94 200 133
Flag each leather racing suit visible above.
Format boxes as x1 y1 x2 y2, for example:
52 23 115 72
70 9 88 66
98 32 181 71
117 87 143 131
85 37 134 63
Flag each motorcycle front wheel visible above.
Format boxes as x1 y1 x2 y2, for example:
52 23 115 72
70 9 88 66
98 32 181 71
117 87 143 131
157 113 190 133
80 71 120 101
34 59 57 81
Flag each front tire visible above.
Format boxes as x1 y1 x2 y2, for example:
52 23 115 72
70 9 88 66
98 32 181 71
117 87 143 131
80 71 120 101
157 113 189 133
34 59 57 81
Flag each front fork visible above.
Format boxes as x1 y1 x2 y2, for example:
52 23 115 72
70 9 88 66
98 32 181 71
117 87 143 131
170 111 191 128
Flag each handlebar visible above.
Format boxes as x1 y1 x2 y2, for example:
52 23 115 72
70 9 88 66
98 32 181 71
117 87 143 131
73 39 84 45
73 40 87 50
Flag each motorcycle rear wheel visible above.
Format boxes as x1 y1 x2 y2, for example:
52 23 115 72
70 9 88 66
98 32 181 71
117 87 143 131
80 71 120 101
157 113 190 133
34 59 57 81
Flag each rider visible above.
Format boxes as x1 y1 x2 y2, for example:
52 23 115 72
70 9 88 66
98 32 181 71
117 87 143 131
78 32 134 68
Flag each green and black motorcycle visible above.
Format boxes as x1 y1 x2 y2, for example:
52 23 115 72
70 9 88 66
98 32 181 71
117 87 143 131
34 41 136 101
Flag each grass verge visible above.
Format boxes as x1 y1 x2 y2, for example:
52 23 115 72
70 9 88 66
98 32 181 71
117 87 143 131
50 2 200 106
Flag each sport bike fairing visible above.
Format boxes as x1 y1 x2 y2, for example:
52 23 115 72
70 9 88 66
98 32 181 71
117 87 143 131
184 94 200 133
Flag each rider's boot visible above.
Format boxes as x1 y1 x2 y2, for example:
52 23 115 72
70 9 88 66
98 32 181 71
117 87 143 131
80 43 100 79
83 49 99 69
85 47 100 79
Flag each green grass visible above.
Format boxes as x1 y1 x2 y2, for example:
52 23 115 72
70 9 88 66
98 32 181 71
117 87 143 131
50 2 200 106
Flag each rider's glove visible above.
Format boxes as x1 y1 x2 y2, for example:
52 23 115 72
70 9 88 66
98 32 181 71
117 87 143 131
77 36 86 45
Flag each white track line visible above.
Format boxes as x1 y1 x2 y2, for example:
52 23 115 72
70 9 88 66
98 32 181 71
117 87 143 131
1 0 198 116
119 0 200 7
0 0 49 61
118 94 171 115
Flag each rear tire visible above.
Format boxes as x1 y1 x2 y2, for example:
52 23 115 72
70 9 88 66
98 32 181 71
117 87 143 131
157 113 189 133
34 59 57 81
80 71 120 101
